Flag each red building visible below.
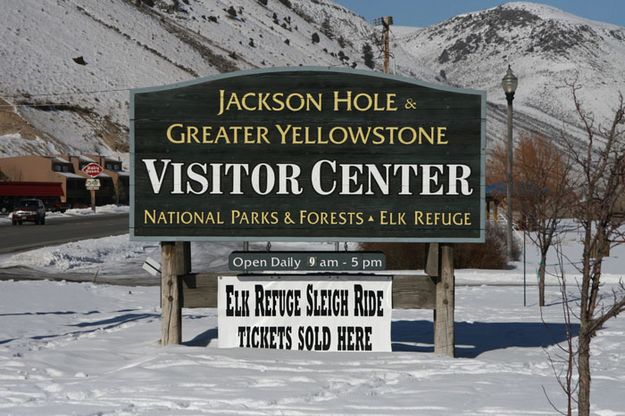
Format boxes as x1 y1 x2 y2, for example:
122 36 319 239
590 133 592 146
0 154 129 207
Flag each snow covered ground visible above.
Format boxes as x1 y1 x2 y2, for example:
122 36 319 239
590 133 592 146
1 222 624 414
1 220 623 285
1 280 624 415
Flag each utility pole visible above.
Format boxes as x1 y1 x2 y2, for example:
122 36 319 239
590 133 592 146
373 16 393 74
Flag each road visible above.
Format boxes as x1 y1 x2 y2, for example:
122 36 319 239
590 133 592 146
0 214 129 254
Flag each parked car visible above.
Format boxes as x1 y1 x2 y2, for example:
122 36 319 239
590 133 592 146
11 199 46 225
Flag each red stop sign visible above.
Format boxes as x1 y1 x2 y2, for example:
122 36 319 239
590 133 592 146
82 162 103 178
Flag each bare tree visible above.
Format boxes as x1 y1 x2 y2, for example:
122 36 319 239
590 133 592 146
542 242 577 415
560 83 625 416
488 134 574 306
515 134 575 306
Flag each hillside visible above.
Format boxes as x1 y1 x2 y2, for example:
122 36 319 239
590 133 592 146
0 0 426 158
397 2 625 145
0 1 624 158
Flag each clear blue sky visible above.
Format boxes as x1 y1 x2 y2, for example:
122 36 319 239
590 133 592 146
333 0 625 27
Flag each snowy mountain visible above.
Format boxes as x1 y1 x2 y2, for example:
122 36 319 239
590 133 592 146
0 0 427 158
0 1 623 158
397 2 625 145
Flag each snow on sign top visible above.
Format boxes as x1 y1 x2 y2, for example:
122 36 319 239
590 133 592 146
82 162 103 178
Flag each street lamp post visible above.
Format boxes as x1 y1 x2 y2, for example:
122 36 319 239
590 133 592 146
502 65 518 260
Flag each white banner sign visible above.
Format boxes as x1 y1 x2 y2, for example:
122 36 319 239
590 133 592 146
218 275 392 352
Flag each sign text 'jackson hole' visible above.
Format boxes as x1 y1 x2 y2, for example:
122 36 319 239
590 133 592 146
130 68 485 241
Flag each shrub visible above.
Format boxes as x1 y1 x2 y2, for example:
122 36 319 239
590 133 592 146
321 17 333 39
454 223 509 269
227 6 237 17
338 35 347 48
278 0 291 8
360 223 519 270
359 242 426 269
362 42 375 69
311 32 320 44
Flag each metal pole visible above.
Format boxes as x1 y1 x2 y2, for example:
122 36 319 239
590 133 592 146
506 91 514 259
523 229 527 307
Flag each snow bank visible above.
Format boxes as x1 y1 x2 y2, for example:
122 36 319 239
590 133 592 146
58 204 130 216
2 220 622 286
0 236 339 276
0 234 157 273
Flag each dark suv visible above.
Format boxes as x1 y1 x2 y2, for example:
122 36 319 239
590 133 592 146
11 199 46 225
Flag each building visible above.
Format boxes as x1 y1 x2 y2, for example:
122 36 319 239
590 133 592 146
0 154 129 207
0 181 64 213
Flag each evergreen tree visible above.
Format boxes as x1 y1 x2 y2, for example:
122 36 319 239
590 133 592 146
362 42 375 69
321 17 333 40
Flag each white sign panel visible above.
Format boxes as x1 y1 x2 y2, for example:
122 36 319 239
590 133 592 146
218 275 392 352
85 178 101 187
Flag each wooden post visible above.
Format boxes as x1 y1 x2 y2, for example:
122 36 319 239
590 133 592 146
161 242 181 345
90 189 96 213
425 243 439 277
383 17 391 74
175 241 191 275
434 244 455 357
494 202 499 224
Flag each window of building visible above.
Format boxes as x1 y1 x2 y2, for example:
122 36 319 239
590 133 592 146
53 164 62 172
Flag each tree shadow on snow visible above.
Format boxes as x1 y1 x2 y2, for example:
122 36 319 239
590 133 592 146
183 328 218 347
392 320 580 358
69 313 157 328
0 310 100 317
24 313 159 342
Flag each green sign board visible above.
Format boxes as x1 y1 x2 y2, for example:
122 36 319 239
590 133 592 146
130 67 485 242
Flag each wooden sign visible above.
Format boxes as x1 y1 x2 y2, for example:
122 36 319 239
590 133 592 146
130 68 485 242
228 251 385 272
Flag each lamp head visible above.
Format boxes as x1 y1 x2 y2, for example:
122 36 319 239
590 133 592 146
501 65 518 95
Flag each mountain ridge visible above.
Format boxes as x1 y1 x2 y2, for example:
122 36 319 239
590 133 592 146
0 0 623 158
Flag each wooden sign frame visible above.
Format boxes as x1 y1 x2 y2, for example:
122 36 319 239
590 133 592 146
159 242 456 356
